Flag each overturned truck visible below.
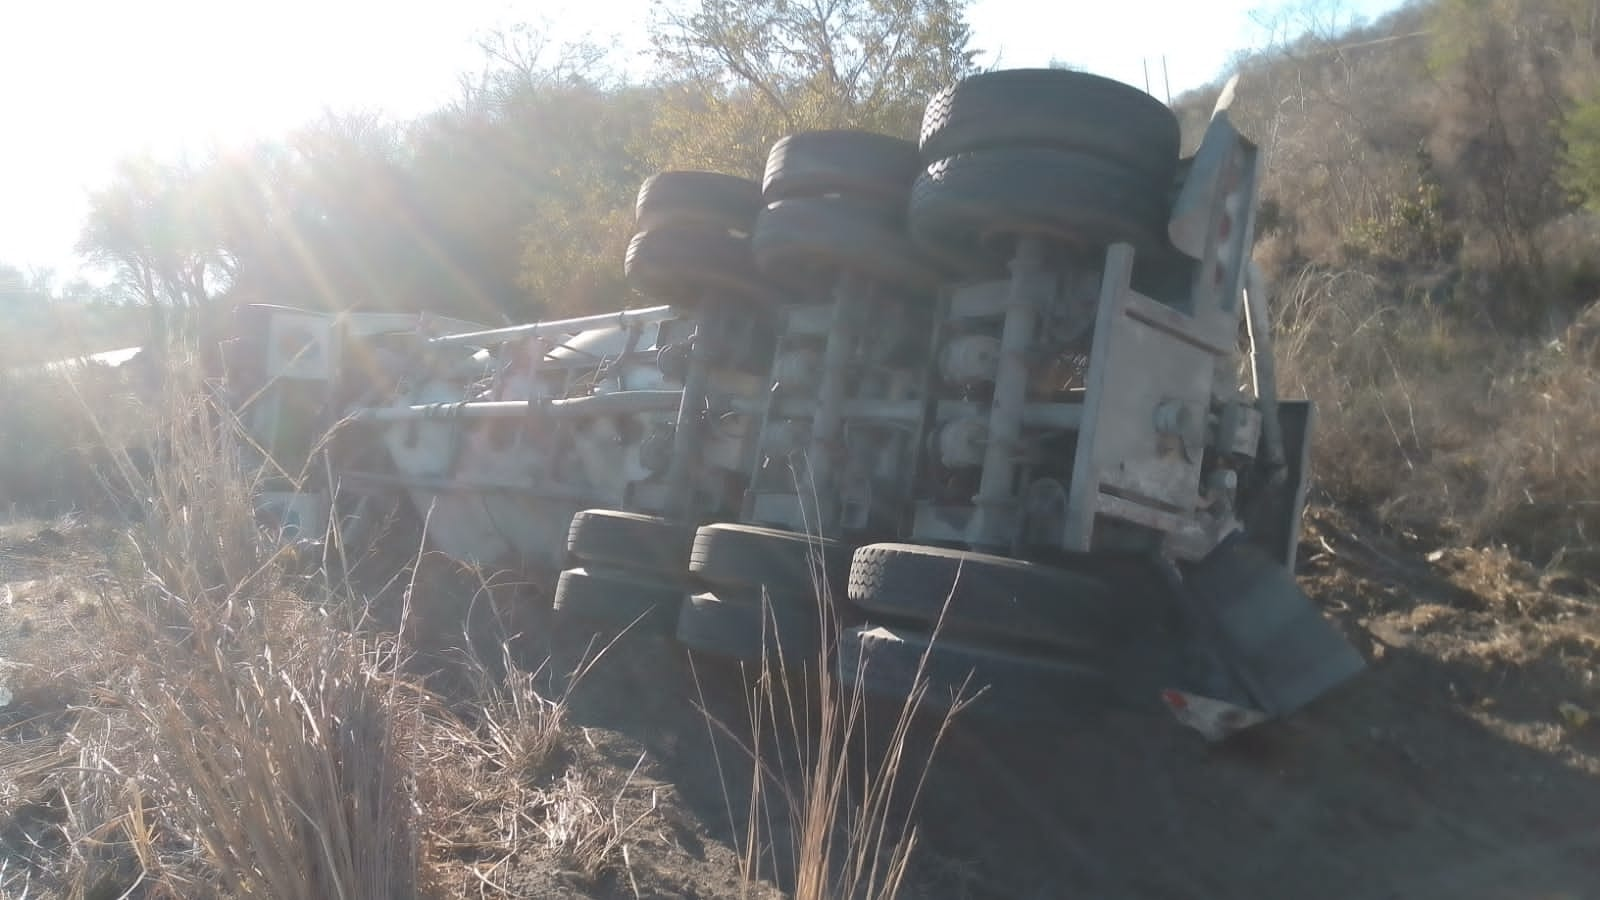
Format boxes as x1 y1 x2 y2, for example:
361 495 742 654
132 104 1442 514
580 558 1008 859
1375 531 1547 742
226 70 1364 740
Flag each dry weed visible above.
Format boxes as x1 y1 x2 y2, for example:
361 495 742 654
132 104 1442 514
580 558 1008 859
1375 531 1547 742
37 359 429 899
690 526 973 900
419 595 661 894
1274 262 1600 579
538 759 659 882
0 352 474 897
0 345 681 900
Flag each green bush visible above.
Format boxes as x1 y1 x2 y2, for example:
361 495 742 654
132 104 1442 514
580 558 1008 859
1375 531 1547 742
1341 147 1462 267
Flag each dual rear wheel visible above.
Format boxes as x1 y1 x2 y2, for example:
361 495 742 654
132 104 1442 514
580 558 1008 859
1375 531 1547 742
554 509 696 638
554 512 851 668
909 68 1182 275
553 508 1145 722
625 170 774 307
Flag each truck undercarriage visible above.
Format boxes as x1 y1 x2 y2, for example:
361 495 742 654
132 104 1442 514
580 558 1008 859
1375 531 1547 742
222 70 1365 741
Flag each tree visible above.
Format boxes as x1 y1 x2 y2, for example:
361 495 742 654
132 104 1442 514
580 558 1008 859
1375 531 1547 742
0 264 52 349
68 3 981 328
413 29 657 318
504 85 657 316
456 20 618 107
1559 88 1600 210
1221 0 1434 263
644 0 981 173
0 263 144 363
78 153 235 340
1423 0 1578 325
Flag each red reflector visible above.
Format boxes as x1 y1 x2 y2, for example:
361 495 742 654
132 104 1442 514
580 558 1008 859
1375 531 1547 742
1161 689 1188 710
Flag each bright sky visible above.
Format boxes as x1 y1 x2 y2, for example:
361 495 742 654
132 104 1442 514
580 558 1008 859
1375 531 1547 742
0 0 1407 286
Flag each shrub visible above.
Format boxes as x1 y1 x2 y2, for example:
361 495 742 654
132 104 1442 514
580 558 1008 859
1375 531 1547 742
1275 263 1600 578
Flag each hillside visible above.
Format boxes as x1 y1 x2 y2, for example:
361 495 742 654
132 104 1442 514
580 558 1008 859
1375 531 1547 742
1167 0 1600 581
2 0 1600 898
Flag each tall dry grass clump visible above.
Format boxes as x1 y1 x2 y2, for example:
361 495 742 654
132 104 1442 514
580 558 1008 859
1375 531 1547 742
691 530 973 900
68 601 424 900
0 348 662 898
1469 307 1600 571
12 352 432 899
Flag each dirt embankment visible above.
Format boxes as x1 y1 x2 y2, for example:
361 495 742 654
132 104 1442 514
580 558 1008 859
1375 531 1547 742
895 508 1600 899
466 506 1600 899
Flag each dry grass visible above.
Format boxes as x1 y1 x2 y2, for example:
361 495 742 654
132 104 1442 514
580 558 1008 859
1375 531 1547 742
1273 263 1600 581
420 616 663 894
0 351 663 899
1470 309 1600 571
86 605 422 900
0 355 430 899
689 509 974 899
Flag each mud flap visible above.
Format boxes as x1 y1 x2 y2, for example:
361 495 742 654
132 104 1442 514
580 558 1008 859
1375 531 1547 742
1241 399 1316 572
1167 533 1366 735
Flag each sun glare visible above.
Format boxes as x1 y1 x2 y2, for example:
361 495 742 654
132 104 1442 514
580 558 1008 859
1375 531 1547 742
0 0 1406 286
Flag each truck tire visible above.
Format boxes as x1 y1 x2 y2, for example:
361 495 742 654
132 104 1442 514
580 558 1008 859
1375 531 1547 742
636 171 763 234
847 543 1119 652
762 130 922 217
624 224 774 305
836 624 1117 720
689 522 853 600
908 148 1172 274
553 566 683 637
675 587 821 664
919 69 1180 183
566 509 696 577
752 197 942 291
